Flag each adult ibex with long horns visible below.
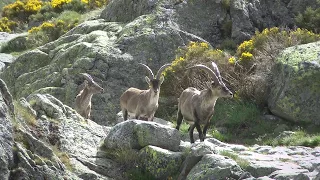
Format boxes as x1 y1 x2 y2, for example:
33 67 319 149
120 63 171 121
176 62 233 143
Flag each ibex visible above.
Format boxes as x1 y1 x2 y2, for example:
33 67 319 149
75 73 104 119
120 63 171 121
176 62 233 143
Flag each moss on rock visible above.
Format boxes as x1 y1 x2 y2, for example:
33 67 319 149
138 145 184 180
268 41 320 125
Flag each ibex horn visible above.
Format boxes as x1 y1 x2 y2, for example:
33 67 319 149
139 63 154 79
210 62 223 82
155 63 171 80
188 64 220 84
80 73 94 83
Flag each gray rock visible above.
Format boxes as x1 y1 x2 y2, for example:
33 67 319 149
230 0 319 44
268 41 320 125
104 120 181 151
139 145 184 179
26 94 67 119
0 53 15 71
116 111 174 127
186 154 244 180
0 89 14 180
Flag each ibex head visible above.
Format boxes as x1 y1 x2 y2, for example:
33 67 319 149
81 73 104 94
189 62 233 97
139 63 171 94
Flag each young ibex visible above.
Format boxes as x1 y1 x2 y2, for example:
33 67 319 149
120 63 171 121
176 62 233 143
75 73 104 119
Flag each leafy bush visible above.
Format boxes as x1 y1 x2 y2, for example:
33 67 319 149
28 2 58 23
295 6 320 33
2 0 42 21
0 17 17 32
51 0 72 9
230 27 320 105
162 41 229 97
27 18 78 48
87 0 108 9
61 0 87 12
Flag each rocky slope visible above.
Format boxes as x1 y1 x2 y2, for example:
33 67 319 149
0 89 319 179
1 0 319 125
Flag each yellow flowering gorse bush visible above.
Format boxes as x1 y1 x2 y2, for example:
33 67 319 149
0 17 17 32
51 0 72 9
162 41 228 97
2 0 42 18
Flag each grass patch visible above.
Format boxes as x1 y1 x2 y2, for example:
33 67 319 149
265 131 320 147
210 99 276 145
14 101 37 127
52 145 73 171
104 147 139 165
219 150 250 170
126 167 156 180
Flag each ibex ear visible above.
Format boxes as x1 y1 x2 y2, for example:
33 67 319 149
159 75 164 84
145 76 151 85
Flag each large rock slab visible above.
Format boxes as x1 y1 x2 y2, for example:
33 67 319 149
186 154 245 180
231 0 319 43
139 145 184 179
104 120 181 151
0 87 14 180
268 41 320 125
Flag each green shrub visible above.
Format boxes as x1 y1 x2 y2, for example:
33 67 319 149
0 17 17 32
27 17 78 48
295 6 320 33
162 41 229 97
28 3 58 23
2 0 43 22
62 0 87 12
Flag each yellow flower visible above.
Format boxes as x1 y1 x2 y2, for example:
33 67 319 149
25 0 42 13
51 0 72 8
200 42 209 49
228 56 236 65
240 52 253 61
81 0 89 4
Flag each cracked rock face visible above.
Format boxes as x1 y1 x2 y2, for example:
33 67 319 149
268 41 320 125
0 89 14 180
1 89 320 180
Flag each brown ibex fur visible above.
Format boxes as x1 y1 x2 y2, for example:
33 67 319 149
120 63 171 121
75 73 103 119
176 62 233 143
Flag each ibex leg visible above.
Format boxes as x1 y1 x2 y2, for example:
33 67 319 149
195 122 204 142
189 124 196 143
176 110 183 130
202 122 210 141
122 109 128 120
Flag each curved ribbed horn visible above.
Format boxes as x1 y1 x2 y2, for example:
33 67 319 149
81 73 94 83
188 64 220 84
210 62 222 82
155 63 171 80
139 63 154 79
